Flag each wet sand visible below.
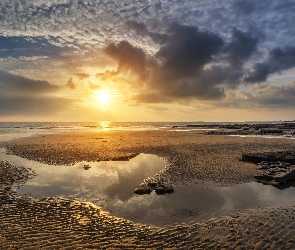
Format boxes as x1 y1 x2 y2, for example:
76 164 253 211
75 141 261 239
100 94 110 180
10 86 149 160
1 130 295 249
3 130 295 185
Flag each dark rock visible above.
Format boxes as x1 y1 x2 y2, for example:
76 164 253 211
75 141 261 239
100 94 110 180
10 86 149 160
83 165 91 170
254 160 295 187
165 185 174 193
155 186 166 195
258 128 283 134
134 185 152 195
242 151 295 164
134 181 174 195
147 182 157 187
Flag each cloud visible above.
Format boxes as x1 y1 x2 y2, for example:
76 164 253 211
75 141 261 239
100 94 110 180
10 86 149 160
74 73 90 80
223 28 262 67
103 41 149 80
147 105 169 111
66 77 76 89
100 20 295 106
0 0 294 56
233 0 256 15
218 81 295 108
0 36 73 58
0 70 73 116
154 23 224 79
131 92 173 103
0 95 73 116
105 23 228 102
134 23 226 101
245 46 295 82
125 20 149 37
254 81 295 107
0 70 58 95
125 20 169 44
1 0 295 115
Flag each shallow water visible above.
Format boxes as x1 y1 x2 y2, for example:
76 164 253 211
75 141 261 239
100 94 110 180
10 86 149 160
1 148 295 226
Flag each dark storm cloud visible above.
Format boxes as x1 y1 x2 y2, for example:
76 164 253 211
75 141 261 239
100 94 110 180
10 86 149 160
200 28 264 88
154 23 224 80
0 70 73 116
245 46 295 82
223 28 262 67
105 23 226 102
104 21 295 103
103 41 148 80
125 20 169 44
149 23 226 100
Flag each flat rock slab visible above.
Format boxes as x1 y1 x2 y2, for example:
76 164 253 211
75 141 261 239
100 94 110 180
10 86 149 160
242 151 295 164
254 161 295 187
241 151 295 187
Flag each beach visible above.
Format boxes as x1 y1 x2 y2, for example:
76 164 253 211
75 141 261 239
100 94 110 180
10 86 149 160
1 129 295 249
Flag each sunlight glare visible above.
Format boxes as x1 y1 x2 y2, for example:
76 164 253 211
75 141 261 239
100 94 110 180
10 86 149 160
98 92 110 104
95 90 112 107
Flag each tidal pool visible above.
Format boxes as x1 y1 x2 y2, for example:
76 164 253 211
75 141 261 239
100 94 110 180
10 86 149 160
1 148 295 226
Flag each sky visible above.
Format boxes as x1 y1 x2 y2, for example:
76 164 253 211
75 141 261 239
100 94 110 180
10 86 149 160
0 0 295 122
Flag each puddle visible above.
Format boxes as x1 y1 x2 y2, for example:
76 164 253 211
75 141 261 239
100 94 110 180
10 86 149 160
1 148 295 226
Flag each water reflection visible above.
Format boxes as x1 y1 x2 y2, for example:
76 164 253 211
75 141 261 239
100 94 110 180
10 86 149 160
1 148 295 226
14 153 166 202
99 121 111 131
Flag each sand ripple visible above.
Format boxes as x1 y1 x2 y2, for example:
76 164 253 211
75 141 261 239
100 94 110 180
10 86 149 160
1 131 295 248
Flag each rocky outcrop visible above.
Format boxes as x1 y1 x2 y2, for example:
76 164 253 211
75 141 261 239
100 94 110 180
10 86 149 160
242 151 295 164
242 151 295 187
254 161 295 187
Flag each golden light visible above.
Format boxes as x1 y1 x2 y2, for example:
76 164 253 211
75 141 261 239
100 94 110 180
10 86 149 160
98 92 110 104
95 90 111 106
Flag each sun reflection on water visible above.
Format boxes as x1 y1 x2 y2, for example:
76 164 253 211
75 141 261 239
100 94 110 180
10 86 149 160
99 121 111 131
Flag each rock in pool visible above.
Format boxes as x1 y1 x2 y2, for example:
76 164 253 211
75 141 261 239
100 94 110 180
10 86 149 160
134 185 152 195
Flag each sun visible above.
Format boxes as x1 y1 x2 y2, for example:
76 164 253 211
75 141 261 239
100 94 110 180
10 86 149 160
94 90 112 107
98 92 110 104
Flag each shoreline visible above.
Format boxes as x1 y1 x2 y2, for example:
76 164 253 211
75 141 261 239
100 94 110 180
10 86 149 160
1 130 295 248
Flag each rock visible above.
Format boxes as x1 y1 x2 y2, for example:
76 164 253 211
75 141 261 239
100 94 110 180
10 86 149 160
134 185 152 195
83 165 91 170
254 160 295 187
242 151 295 164
155 186 166 195
147 182 157 187
134 181 174 195
258 128 283 134
165 185 174 193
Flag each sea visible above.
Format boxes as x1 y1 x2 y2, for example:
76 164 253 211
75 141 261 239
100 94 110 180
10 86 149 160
0 121 230 131
0 120 290 143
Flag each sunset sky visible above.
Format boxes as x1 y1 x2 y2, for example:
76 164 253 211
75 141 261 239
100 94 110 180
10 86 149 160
0 0 295 122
